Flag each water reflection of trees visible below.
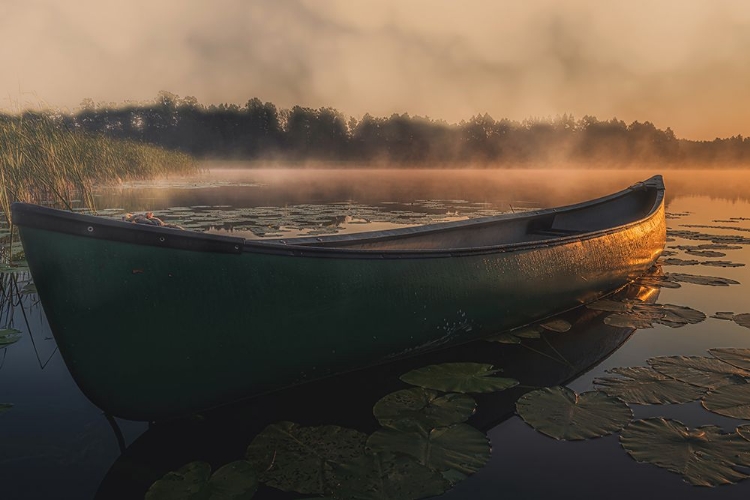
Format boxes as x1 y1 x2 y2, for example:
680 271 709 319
24 92 750 167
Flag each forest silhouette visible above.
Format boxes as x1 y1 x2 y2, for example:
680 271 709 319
15 91 750 167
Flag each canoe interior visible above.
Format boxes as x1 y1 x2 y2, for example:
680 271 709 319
270 179 660 251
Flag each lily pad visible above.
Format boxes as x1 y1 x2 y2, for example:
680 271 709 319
674 244 743 251
709 348 750 371
0 328 22 347
662 258 700 266
485 325 542 344
366 423 491 476
539 319 571 333
700 261 745 268
0 403 12 414
620 418 750 486
512 325 544 338
734 314 750 329
245 422 367 495
648 356 750 389
598 301 705 329
703 384 750 420
399 363 519 394
484 333 521 344
594 366 706 405
331 451 449 500
145 461 210 500
667 273 740 286
145 460 258 500
711 312 736 321
633 274 681 289
515 386 632 440
373 388 476 430
685 249 726 258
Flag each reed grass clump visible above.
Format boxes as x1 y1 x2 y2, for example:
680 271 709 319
0 113 197 224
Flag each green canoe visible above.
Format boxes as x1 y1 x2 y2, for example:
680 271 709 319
11 175 665 421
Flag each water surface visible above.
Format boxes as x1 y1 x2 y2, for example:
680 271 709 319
2 166 750 499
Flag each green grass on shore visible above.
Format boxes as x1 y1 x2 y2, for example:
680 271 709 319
0 114 197 224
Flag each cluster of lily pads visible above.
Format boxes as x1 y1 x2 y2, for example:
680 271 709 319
659 230 747 268
98 200 507 239
147 362 520 499
516 346 750 487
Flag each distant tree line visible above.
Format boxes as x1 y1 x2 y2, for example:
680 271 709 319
22 91 750 166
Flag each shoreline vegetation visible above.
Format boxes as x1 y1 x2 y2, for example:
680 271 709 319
0 113 197 226
27 91 750 167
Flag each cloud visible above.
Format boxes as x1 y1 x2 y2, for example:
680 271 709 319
1 0 750 139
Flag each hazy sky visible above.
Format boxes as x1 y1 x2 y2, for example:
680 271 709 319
2 0 749 139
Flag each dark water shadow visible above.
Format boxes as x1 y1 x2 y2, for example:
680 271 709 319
94 283 657 499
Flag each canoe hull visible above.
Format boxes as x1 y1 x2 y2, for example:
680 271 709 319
16 197 665 420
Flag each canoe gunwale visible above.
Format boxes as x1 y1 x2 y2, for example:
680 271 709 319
10 175 664 260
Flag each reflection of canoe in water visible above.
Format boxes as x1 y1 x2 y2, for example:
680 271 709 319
11 176 665 421
95 282 659 499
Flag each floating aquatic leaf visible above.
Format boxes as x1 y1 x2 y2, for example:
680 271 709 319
734 314 750 329
594 366 706 405
648 356 750 389
711 312 736 321
685 249 726 257
604 314 655 329
667 273 740 286
703 384 750 420
0 328 22 347
0 403 12 414
662 258 700 266
373 388 476 430
366 423 491 476
483 332 521 344
145 461 211 500
245 422 367 495
700 260 745 268
599 301 705 329
539 319 571 333
620 418 750 486
633 274 681 289
681 224 750 233
331 451 449 500
667 230 750 245
515 386 632 440
709 348 750 372
484 325 542 344
512 325 544 338
147 461 256 499
674 244 743 251
399 363 518 393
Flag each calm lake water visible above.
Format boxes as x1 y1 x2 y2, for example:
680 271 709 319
2 166 750 499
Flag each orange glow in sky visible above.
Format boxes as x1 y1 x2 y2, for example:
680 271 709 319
2 0 749 140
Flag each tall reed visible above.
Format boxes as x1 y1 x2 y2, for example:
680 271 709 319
0 113 197 225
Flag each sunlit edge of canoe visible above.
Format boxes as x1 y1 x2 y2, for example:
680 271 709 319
10 175 665 421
